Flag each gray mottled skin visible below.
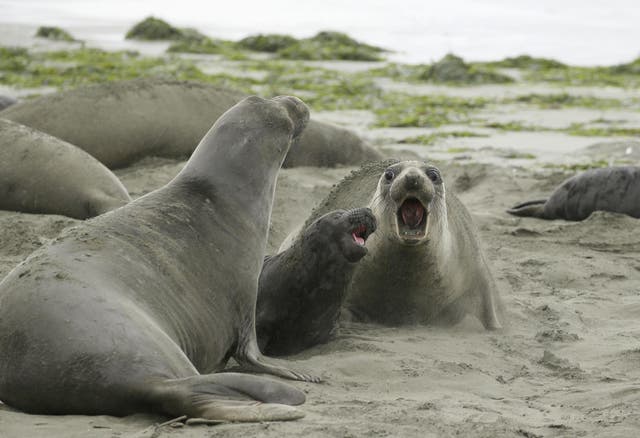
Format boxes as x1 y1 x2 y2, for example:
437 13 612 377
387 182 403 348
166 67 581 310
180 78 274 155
0 119 131 219
508 166 640 221
0 78 382 169
0 96 317 422
288 159 502 329
257 208 376 356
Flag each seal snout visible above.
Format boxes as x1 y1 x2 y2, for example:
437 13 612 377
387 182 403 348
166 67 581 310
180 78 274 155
272 95 310 140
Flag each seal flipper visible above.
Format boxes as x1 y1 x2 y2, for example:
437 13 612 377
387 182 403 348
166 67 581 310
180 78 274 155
236 337 322 383
148 373 305 422
506 199 547 218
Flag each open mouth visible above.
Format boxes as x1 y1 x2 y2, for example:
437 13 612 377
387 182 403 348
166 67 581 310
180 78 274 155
351 224 371 246
396 197 428 242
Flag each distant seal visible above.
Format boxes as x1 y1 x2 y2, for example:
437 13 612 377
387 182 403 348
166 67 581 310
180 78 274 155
0 119 130 219
286 160 502 329
257 208 376 356
0 95 317 422
507 166 640 221
1 78 382 169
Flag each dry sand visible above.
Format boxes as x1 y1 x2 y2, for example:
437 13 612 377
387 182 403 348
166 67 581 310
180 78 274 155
1 52 640 436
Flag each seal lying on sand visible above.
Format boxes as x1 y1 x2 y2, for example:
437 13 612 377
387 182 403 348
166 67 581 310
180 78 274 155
0 119 130 219
257 208 376 356
1 78 382 169
284 159 502 329
0 95 316 422
507 166 640 221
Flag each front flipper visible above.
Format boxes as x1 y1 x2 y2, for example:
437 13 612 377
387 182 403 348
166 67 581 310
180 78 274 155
149 372 305 422
236 338 322 383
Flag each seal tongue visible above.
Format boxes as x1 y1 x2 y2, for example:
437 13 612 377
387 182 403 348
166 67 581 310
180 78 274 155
401 199 424 228
352 233 365 246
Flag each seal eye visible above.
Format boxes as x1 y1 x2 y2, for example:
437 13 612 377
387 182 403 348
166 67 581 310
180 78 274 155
384 170 395 181
426 168 441 183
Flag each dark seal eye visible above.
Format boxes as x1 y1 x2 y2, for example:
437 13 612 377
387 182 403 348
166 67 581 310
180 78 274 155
384 169 395 181
426 168 441 183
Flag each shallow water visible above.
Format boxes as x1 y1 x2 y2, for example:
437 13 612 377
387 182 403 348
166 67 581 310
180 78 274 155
1 0 640 65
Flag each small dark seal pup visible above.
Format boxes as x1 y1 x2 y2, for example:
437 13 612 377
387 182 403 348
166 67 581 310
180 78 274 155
257 208 377 356
0 95 315 423
508 166 640 221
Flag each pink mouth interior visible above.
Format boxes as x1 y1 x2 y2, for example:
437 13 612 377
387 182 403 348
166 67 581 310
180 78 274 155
352 224 367 246
401 199 425 228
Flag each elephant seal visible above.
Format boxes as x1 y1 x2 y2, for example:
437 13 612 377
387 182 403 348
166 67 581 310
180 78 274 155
257 208 377 356
1 78 382 169
0 95 316 422
507 166 640 221
0 118 131 219
0 95 17 111
286 159 502 329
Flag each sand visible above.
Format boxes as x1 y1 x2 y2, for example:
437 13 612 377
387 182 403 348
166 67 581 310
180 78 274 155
2 43 640 438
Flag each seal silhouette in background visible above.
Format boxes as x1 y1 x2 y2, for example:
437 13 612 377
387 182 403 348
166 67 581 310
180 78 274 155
0 119 130 219
507 166 640 220
257 208 376 356
0 95 317 422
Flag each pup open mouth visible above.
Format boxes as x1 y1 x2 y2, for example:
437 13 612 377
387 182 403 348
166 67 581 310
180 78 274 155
351 224 372 246
396 198 428 242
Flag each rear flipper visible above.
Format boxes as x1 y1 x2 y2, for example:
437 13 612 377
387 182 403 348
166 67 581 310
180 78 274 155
149 372 306 422
506 199 547 218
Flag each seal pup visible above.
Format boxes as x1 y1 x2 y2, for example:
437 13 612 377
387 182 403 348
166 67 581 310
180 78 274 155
0 95 316 422
1 78 383 169
0 119 131 219
286 160 502 329
507 166 640 221
257 208 376 356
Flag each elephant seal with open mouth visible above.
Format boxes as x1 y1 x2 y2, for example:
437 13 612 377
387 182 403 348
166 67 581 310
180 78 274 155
257 208 377 356
284 159 502 330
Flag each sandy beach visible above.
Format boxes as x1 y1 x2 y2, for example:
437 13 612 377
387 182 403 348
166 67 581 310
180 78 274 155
1 17 640 438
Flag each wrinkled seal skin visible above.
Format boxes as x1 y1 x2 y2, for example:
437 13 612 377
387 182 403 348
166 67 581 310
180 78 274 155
288 159 502 330
0 78 382 169
507 166 640 221
0 119 131 219
0 95 318 423
257 208 377 356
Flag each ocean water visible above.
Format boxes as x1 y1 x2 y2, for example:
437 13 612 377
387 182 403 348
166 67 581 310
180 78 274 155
1 0 639 66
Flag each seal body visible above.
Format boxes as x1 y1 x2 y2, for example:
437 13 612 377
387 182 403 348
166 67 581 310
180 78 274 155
257 208 376 356
0 95 17 111
0 119 130 219
507 166 640 221
0 95 315 422
288 160 502 330
1 79 382 169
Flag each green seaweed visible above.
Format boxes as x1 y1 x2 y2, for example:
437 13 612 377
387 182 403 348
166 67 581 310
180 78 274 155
420 53 514 84
484 121 544 132
543 160 610 171
277 31 386 61
399 131 488 146
502 152 537 159
564 123 640 137
35 26 76 42
374 93 489 127
512 93 622 109
125 16 182 40
238 34 298 52
483 55 567 70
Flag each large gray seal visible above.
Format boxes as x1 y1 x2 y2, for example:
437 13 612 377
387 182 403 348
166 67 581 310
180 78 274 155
0 78 383 169
507 166 640 221
286 159 502 330
257 208 376 356
0 118 131 219
0 95 317 423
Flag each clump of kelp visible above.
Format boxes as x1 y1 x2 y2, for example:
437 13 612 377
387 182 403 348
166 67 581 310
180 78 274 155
35 26 77 42
125 17 386 61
